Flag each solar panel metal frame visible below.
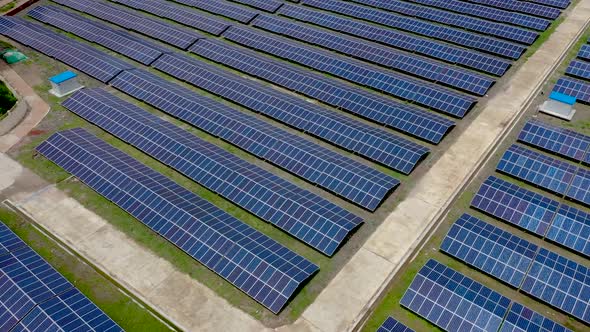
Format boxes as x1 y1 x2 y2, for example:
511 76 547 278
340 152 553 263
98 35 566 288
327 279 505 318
36 128 319 314
110 69 399 211
440 213 538 288
189 39 454 144
63 88 363 256
222 26 477 117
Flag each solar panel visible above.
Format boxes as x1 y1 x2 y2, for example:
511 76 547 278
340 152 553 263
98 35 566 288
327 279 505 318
0 17 132 83
500 302 572 332
566 59 590 81
462 0 561 20
0 222 27 256
521 248 590 324
229 0 283 12
278 4 512 76
300 0 527 59
0 269 36 331
109 0 229 36
110 70 399 212
398 0 551 30
12 288 122 332
36 128 319 314
526 0 570 9
517 119 590 162
251 15 495 96
169 0 259 23
347 0 540 44
440 214 538 288
63 88 363 256
578 45 590 61
400 259 511 331
546 204 590 258
152 52 430 174
28 5 168 66
497 144 590 205
471 176 559 236
377 317 414 332
189 39 455 144
553 77 590 104
222 26 477 117
51 0 203 49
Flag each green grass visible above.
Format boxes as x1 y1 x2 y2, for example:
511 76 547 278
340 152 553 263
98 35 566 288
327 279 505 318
0 80 16 116
0 1 15 13
0 208 174 331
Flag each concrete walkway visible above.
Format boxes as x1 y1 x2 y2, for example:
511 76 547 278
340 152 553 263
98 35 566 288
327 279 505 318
0 61 50 152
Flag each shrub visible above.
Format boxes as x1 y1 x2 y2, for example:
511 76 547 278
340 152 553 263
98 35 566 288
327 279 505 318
0 80 16 116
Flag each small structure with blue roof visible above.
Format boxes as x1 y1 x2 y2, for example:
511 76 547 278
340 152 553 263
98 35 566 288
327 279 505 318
49 71 83 97
539 90 576 120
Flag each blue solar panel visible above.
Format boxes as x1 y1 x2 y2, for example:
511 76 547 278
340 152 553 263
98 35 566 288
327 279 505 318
0 17 132 83
566 59 590 81
63 88 363 256
463 0 561 19
546 204 590 258
36 128 319 314
497 144 590 205
440 214 538 288
229 0 283 12
553 77 590 104
400 259 511 331
578 45 590 61
28 5 168 66
521 248 590 324
500 302 572 332
347 0 540 44
189 39 455 144
110 69 399 211
471 176 559 236
377 317 414 332
517 119 590 162
0 222 26 256
12 288 122 332
251 15 495 96
300 0 527 59
169 0 259 23
222 26 477 117
278 4 511 76
51 0 203 49
527 0 570 9
0 269 36 331
152 52 430 174
109 0 229 36
398 0 551 30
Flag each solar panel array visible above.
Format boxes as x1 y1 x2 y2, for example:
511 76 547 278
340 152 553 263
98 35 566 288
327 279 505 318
566 60 590 81
0 222 122 331
229 0 283 12
464 0 561 19
400 259 511 331
189 39 455 144
109 0 229 36
222 26 477 117
251 15 495 96
398 0 551 30
521 248 590 324
0 17 132 83
518 120 590 163
497 144 590 205
528 0 571 9
28 5 168 66
152 52 430 174
36 128 319 314
63 88 362 256
300 0 527 59
110 69 399 211
169 0 259 23
346 0 540 44
440 213 538 288
578 44 590 61
547 205 590 258
553 77 590 103
377 317 414 332
500 302 572 332
51 0 203 49
278 4 511 76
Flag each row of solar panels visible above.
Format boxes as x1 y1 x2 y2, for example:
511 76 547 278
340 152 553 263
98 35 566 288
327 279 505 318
553 39 590 103
0 221 122 331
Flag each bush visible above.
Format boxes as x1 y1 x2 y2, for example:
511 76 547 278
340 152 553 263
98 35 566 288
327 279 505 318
0 80 16 115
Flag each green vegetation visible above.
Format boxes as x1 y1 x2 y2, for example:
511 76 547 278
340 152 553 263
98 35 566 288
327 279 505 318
0 208 174 331
0 1 15 14
0 80 16 117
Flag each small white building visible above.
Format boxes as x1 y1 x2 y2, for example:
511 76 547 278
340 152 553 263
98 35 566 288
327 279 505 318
49 71 83 97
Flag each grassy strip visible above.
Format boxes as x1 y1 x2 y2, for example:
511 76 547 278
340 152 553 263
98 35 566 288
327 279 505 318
0 207 173 331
